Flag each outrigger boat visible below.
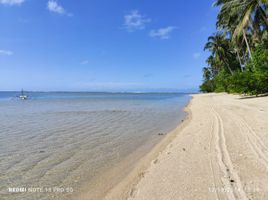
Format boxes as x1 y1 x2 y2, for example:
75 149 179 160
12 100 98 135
19 89 28 100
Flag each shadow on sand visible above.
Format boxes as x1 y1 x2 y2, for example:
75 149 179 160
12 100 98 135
238 93 268 100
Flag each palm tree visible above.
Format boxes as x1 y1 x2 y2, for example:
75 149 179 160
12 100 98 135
201 0 268 93
206 55 222 76
202 67 212 81
215 0 268 29
204 33 235 75
215 0 268 59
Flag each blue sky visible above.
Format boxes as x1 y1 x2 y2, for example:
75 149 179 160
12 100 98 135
0 0 218 92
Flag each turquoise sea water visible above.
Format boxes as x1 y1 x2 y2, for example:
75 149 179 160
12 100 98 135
0 92 190 200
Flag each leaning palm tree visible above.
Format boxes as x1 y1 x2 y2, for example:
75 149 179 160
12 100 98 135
215 0 268 29
215 0 268 59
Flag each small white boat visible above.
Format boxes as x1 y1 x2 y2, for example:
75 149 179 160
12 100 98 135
19 89 28 100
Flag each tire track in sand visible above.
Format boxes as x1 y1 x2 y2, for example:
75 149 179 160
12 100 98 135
228 111 268 171
208 108 221 200
212 107 248 200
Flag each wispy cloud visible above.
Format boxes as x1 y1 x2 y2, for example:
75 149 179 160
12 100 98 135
149 26 177 39
0 49 13 56
193 52 201 59
80 60 89 65
124 10 151 32
47 0 72 16
0 0 25 5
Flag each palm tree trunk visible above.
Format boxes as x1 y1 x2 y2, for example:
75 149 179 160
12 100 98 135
227 65 234 75
242 29 252 59
236 51 243 71
223 58 234 75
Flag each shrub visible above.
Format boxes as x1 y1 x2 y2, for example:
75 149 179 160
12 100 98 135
200 41 268 95
200 80 215 93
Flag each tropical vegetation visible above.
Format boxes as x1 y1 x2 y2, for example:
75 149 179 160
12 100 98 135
200 0 268 95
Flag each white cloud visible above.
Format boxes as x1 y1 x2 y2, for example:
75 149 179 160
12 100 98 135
124 10 151 32
0 49 13 56
149 26 177 39
193 52 201 59
0 0 24 5
80 60 89 65
47 0 72 16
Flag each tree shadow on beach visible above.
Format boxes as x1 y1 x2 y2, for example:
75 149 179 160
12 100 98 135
237 93 268 100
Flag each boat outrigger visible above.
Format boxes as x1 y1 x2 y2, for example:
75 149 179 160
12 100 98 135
19 89 28 100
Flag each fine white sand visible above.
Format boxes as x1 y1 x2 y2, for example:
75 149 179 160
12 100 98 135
104 93 268 200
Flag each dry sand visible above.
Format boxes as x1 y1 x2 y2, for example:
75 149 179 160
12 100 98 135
104 93 268 200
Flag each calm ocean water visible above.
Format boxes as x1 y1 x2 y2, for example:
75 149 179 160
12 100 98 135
0 92 190 200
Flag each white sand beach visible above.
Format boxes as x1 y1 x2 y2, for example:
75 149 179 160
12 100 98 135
104 93 268 200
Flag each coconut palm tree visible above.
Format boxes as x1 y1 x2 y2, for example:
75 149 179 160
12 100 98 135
200 0 268 93
204 33 235 75
202 67 212 81
214 0 268 59
215 0 268 29
206 55 222 76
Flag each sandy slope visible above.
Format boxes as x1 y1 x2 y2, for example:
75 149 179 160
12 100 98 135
105 93 268 200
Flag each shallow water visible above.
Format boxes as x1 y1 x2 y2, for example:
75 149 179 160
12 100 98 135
0 92 190 200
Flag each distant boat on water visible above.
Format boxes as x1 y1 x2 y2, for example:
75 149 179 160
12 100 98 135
19 89 28 100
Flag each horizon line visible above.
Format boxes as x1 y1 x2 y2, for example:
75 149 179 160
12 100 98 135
0 90 198 94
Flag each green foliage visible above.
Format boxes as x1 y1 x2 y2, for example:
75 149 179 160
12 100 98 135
214 70 231 92
200 80 215 93
227 70 268 95
244 43 268 94
227 71 256 94
200 0 268 95
249 41 268 72
201 45 268 95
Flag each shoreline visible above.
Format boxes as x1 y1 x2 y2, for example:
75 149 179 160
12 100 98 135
103 93 268 200
101 96 193 200
77 95 192 200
